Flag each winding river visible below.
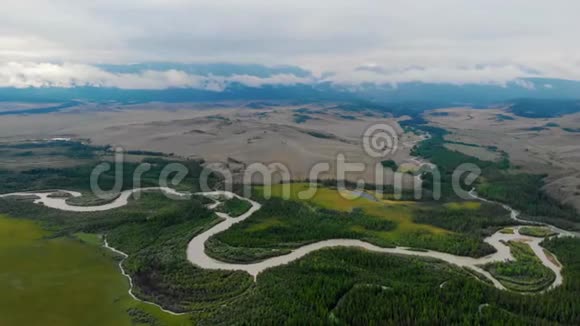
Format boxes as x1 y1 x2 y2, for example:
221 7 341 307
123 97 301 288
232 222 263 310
1 186 576 297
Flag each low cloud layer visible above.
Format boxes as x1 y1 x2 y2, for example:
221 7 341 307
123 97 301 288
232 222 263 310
1 1 580 86
0 62 561 90
0 62 313 90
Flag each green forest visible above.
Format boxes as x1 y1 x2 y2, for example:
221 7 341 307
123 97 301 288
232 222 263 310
216 197 252 217
2 139 580 325
483 241 556 292
208 188 516 261
204 237 580 325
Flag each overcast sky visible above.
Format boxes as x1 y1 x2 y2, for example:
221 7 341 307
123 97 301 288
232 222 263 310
2 0 580 89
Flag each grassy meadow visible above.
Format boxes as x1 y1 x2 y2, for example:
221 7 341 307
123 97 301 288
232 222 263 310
216 197 252 217
0 215 191 326
519 226 558 238
257 182 442 235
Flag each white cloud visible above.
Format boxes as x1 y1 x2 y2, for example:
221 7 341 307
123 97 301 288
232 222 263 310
512 79 536 90
1 1 580 85
324 65 539 87
224 74 313 88
0 62 314 90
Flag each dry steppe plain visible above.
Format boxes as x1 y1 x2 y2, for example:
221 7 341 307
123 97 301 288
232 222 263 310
0 102 422 185
427 107 580 211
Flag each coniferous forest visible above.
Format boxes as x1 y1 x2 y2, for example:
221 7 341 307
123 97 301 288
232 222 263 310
1 140 580 325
